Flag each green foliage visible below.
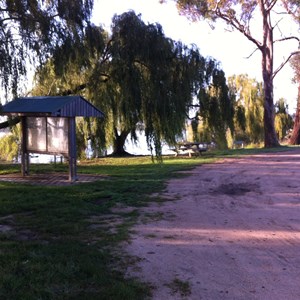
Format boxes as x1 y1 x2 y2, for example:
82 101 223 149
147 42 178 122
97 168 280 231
173 0 300 147
235 105 246 132
228 76 293 146
0 0 94 97
274 98 293 141
32 11 211 158
228 74 264 144
0 125 20 161
197 65 235 149
174 0 257 25
167 278 191 297
100 12 207 156
0 156 208 299
0 134 18 161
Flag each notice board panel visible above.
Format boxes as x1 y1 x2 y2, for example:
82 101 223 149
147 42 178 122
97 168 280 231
27 117 69 154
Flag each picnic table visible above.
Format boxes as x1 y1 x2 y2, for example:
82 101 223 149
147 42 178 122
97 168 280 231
170 142 207 157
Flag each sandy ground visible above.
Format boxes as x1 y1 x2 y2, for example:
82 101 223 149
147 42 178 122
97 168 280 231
124 150 300 300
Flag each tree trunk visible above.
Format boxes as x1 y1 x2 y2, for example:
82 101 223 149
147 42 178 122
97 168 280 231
110 128 131 156
289 84 300 144
263 72 279 147
260 1 280 148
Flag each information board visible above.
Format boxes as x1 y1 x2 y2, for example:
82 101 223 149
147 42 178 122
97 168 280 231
27 117 69 154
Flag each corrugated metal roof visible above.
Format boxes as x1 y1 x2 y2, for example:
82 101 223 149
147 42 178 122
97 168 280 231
0 96 104 118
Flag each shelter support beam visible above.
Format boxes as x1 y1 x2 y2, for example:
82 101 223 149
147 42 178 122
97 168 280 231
21 116 29 176
68 117 77 182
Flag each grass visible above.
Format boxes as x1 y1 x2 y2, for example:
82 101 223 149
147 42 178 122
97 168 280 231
0 147 296 299
204 144 293 158
0 155 206 300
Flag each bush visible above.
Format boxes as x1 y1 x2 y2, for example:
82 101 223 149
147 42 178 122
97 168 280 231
0 134 19 161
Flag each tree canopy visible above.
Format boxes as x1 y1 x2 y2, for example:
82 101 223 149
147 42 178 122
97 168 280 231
196 65 234 149
32 11 230 157
106 12 207 156
0 0 94 97
275 98 293 140
228 74 264 144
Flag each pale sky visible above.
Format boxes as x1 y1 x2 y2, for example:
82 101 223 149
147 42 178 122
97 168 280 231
93 0 299 112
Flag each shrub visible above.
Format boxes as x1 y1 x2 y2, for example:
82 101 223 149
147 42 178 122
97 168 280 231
0 134 19 161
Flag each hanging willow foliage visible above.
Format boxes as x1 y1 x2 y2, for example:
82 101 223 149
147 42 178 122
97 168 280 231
0 0 93 98
32 11 229 158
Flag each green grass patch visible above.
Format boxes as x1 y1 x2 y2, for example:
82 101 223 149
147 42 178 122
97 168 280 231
0 147 296 299
206 145 294 158
0 155 205 299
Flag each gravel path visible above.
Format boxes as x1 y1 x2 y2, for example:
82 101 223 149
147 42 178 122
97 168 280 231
124 150 300 300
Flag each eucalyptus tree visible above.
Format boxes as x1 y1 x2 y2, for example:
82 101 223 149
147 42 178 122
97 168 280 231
289 54 300 144
166 0 300 148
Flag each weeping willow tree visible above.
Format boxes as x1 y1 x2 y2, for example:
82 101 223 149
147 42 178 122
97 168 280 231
100 12 208 156
274 98 293 141
0 0 93 95
228 74 264 145
31 24 107 158
194 63 234 149
0 0 94 131
32 11 209 158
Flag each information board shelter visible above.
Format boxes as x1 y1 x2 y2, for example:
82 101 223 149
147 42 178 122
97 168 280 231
0 96 104 182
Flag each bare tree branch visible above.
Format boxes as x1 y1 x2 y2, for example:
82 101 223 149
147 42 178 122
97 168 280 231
245 47 260 59
266 0 278 13
272 16 283 31
273 51 300 79
214 9 262 50
274 36 300 44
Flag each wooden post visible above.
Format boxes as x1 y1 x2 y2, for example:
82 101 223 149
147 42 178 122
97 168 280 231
21 116 29 176
68 117 77 182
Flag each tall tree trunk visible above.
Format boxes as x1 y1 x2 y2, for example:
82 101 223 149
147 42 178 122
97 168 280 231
289 84 300 144
260 0 280 148
110 128 131 156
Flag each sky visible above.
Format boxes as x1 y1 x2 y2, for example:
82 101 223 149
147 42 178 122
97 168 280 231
92 0 300 112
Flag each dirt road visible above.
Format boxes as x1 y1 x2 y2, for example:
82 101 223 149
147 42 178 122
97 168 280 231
124 150 300 299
